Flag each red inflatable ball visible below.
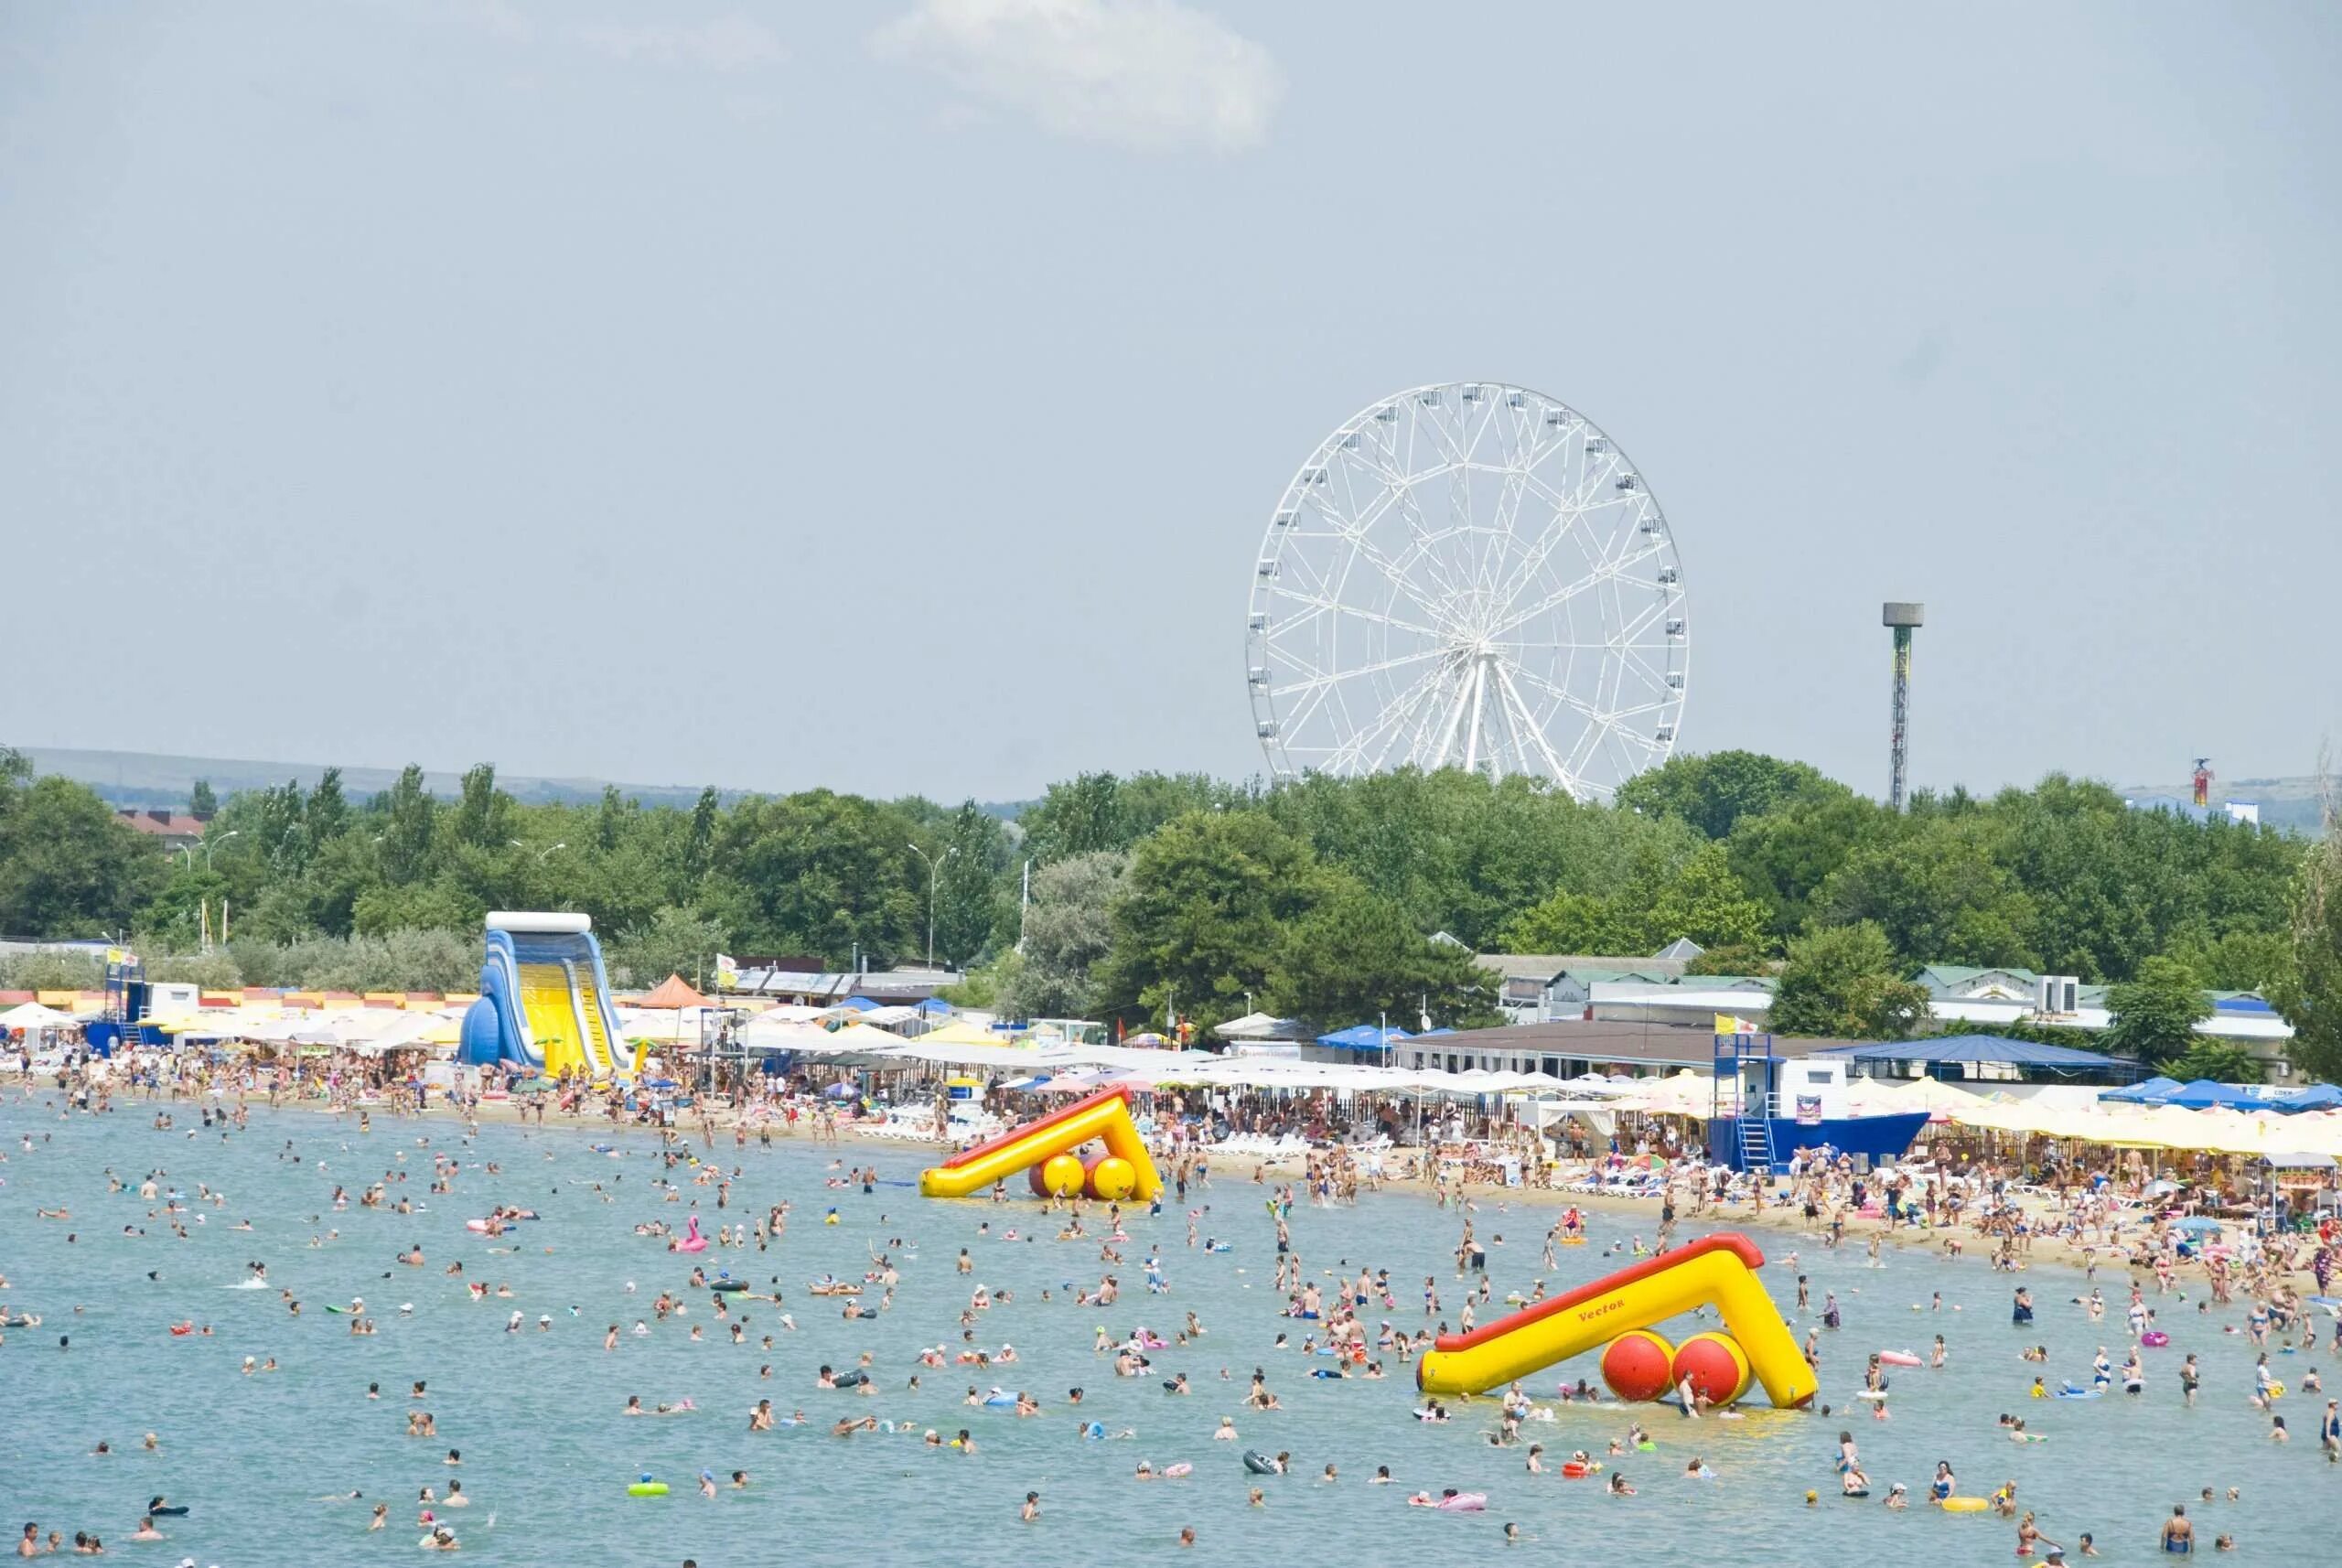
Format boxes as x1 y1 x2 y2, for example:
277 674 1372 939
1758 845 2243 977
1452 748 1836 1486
1670 1331 1753 1405
1599 1329 1678 1402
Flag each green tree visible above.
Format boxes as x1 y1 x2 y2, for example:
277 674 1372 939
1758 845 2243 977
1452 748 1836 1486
998 852 1126 1018
305 768 351 853
1499 841 1767 956
376 765 438 886
189 778 217 818
2165 927 2296 995
1615 749 1844 840
929 800 1010 968
0 771 165 936
1018 772 1123 862
1498 886 1617 954
1265 768 1656 950
1092 811 1323 1034
1725 790 1892 943
453 763 514 850
1770 921 1928 1039
1811 814 2038 970
596 784 635 854
1018 771 1240 865
1265 873 1498 1029
351 879 485 936
2102 955 2212 1065
2273 790 2342 1082
608 905 730 990
1683 945 1775 977
2155 1039 2265 1086
677 786 721 902
705 789 920 963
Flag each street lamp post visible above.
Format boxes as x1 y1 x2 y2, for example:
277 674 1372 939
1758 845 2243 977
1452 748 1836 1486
907 843 956 969
202 829 239 870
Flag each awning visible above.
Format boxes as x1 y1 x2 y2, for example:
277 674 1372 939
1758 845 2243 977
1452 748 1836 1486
1817 1035 2128 1069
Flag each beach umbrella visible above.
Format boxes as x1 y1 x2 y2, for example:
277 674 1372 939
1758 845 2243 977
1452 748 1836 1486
2162 1079 2270 1112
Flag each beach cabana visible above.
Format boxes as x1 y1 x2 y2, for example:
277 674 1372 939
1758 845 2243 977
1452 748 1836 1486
2161 1079 2275 1112
2273 1083 2342 1113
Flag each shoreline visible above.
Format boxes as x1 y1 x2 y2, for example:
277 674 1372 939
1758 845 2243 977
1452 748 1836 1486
58 1081 2315 1297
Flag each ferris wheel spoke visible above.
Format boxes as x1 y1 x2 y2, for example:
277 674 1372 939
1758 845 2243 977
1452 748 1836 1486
1338 439 1477 598
1303 488 1466 633
1318 473 1474 617
1326 445 1463 602
1323 660 1449 774
1265 586 1449 647
1492 660 1576 787
1480 562 1617 644
1424 663 1478 771
1487 538 1668 645
1496 478 1609 610
1314 661 1429 770
1505 660 1612 727
1477 464 1542 602
1371 664 1460 773
1607 593 1672 646
1269 644 1446 707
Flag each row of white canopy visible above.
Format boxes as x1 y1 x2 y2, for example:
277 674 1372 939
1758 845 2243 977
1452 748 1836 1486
729 1019 1636 1101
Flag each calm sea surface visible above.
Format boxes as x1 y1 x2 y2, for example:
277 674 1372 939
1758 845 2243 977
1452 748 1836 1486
1 1098 2332 1566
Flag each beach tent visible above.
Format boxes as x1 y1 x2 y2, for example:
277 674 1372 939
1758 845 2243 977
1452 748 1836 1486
1612 1069 1726 1118
1850 1076 1985 1119
637 974 710 1011
917 1020 1006 1047
1316 1024 1412 1052
1818 1035 2128 1071
2161 1079 2275 1111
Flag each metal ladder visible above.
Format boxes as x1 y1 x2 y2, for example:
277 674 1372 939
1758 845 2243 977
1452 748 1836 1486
1736 1094 1778 1176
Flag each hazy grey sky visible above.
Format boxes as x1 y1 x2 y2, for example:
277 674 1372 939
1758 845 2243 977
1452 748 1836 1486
4 1 2337 803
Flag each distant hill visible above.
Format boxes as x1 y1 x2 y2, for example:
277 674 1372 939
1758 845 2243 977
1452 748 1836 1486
19 743 2313 833
16 746 1036 821
19 746 722 811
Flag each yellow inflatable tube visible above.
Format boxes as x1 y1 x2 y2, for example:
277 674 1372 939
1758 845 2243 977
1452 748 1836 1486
1416 1233 1815 1409
919 1087 1162 1200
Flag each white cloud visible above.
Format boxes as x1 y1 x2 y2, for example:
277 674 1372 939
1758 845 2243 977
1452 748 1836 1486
873 0 1283 155
577 13 787 73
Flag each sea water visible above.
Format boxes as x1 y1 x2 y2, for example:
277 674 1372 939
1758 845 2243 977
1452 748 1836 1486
1 1099 2331 1566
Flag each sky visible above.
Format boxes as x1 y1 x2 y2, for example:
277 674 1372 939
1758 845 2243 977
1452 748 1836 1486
3 1 2337 805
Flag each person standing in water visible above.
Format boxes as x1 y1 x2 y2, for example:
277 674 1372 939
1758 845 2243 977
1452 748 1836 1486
2161 1505 2194 1554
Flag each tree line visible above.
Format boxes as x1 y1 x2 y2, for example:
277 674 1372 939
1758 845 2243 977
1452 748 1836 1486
2 744 2336 1078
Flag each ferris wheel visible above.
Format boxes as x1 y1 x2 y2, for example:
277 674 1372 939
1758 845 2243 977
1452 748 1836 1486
1245 382 1688 800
